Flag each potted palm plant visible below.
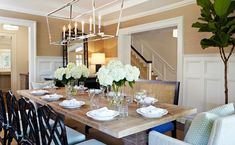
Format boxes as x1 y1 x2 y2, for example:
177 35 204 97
192 0 235 104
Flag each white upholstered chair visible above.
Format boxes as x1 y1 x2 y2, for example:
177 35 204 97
149 113 235 145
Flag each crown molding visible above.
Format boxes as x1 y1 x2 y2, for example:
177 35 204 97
0 4 47 16
103 0 196 26
98 0 149 16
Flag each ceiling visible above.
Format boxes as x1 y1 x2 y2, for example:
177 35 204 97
0 0 195 25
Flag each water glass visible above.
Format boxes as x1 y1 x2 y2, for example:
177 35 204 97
119 102 128 118
90 93 100 110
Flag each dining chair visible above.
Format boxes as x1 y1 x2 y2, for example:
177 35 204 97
38 105 86 145
18 97 40 145
123 79 180 138
38 105 106 145
0 90 9 145
149 109 235 145
6 91 23 144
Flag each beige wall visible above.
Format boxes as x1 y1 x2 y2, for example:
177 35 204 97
0 9 69 56
104 3 219 56
0 25 28 93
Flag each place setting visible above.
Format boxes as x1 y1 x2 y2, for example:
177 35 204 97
134 91 168 118
86 107 119 121
41 93 63 102
59 98 85 109
30 89 49 96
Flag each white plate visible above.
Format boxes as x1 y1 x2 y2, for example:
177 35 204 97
136 108 168 118
31 90 49 96
86 111 119 121
41 94 63 102
86 107 119 121
59 100 85 109
43 86 58 89
74 85 88 90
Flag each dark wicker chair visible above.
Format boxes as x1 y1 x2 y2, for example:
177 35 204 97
18 97 40 145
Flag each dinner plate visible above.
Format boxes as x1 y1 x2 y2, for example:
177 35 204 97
41 94 63 102
31 90 49 96
86 111 119 121
59 100 85 109
86 108 119 121
136 107 168 118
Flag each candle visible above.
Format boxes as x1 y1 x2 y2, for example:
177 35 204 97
68 24 71 38
89 17 92 33
63 25 66 39
98 15 101 33
74 22 78 36
81 21 84 35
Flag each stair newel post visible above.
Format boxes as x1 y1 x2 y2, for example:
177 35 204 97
147 63 152 80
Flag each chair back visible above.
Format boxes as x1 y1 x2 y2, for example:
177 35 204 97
208 114 235 145
6 91 22 142
31 81 53 89
18 97 40 145
38 105 68 145
0 90 7 127
123 79 180 105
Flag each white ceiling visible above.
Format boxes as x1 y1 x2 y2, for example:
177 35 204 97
0 0 195 25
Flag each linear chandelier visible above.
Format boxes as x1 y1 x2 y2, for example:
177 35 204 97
46 0 125 45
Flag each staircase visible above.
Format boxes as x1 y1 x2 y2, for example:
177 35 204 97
131 51 158 80
131 42 176 81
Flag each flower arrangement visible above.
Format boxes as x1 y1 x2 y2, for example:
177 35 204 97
54 63 89 85
97 59 140 93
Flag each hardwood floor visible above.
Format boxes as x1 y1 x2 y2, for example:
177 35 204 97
0 118 185 145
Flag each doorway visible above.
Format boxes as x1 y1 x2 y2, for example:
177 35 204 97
0 24 29 94
0 34 12 93
0 16 37 90
118 16 184 104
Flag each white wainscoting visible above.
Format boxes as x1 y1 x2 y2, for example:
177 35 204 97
183 54 235 114
36 56 63 81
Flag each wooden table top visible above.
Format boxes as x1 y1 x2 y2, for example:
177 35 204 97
17 89 197 138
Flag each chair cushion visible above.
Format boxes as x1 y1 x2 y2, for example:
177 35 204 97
76 139 106 145
208 103 234 116
66 126 86 145
149 122 174 133
184 112 219 145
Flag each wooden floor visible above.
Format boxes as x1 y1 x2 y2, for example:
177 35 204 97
0 118 185 145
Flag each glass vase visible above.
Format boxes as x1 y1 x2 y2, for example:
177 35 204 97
109 84 125 114
65 80 77 100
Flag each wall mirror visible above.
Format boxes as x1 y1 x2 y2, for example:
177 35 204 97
63 30 88 67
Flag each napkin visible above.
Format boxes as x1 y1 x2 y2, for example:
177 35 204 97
90 107 116 118
43 94 61 99
31 90 47 93
139 105 165 115
88 89 102 94
61 99 80 106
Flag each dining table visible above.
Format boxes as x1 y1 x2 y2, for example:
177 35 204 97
17 88 197 145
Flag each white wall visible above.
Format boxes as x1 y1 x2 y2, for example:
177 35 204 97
36 56 63 81
183 54 235 114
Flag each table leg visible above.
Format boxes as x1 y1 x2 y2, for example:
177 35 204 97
122 131 147 145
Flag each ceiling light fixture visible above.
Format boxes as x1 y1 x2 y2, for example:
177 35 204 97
3 24 19 31
46 0 125 46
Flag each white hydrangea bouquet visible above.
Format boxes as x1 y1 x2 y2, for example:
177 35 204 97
97 59 140 93
54 62 89 85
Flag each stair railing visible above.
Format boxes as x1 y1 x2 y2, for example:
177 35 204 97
131 45 152 80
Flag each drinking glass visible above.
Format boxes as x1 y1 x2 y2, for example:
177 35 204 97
119 101 128 118
90 93 100 110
